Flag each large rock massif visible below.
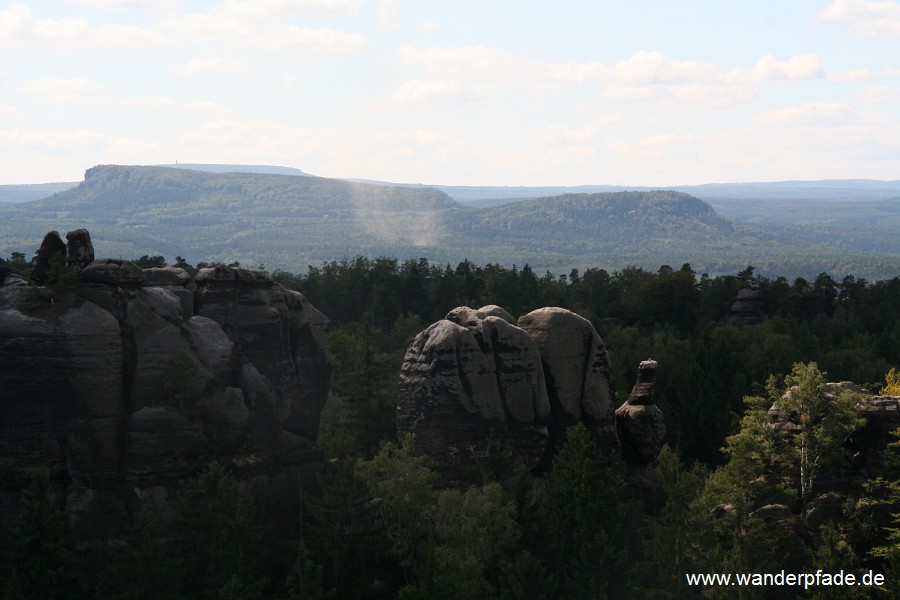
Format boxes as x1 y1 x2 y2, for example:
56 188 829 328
0 230 331 541
398 305 635 483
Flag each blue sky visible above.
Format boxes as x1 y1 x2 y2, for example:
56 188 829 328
2 0 899 185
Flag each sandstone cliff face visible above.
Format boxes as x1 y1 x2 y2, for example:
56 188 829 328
0 231 330 540
398 305 624 481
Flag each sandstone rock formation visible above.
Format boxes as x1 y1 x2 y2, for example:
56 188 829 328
616 359 666 468
616 359 667 508
30 230 66 283
398 307 551 484
518 307 619 462
0 230 331 541
727 287 765 325
65 228 94 271
398 305 625 481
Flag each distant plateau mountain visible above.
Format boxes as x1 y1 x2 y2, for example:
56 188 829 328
2 164 900 279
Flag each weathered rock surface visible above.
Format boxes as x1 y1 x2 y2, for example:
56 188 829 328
517 307 619 461
142 266 191 287
65 228 94 271
0 232 332 541
727 287 765 325
398 309 550 483
31 230 66 283
616 359 667 509
399 305 626 481
616 360 666 466
80 258 145 287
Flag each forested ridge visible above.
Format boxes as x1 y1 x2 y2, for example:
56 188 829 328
3 165 900 279
3 250 899 598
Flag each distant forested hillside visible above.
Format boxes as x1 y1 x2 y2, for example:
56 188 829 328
2 165 900 279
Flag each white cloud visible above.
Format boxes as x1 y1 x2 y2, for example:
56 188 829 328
172 57 250 76
819 0 900 41
827 68 874 81
0 103 18 118
388 45 824 108
859 83 900 103
376 0 403 31
216 0 367 19
416 19 440 32
0 2 169 48
167 12 370 55
2 2 369 55
68 0 179 11
726 53 824 83
756 102 864 126
384 80 484 108
19 76 233 113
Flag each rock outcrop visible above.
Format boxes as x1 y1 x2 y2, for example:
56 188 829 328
727 287 765 325
616 359 667 508
398 305 625 481
0 230 331 541
65 228 94 271
30 230 66 283
398 308 551 484
518 307 619 462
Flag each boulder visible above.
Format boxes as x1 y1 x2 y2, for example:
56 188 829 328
478 304 516 324
194 387 250 447
142 267 191 287
65 228 94 271
80 259 145 287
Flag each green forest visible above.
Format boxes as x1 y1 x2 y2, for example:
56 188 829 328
2 251 899 599
4 166 900 280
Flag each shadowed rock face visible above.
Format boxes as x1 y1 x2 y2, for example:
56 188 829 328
399 305 624 481
0 232 331 541
65 229 94 271
398 307 550 484
30 230 66 283
616 360 667 509
616 359 666 467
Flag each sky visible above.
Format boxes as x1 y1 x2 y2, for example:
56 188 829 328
2 0 900 186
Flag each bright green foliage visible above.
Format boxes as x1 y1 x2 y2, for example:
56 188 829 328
807 524 868 600
718 393 786 509
355 435 436 571
537 424 643 599
884 368 900 396
864 431 900 595
175 462 264 599
770 362 865 503
644 446 709 599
